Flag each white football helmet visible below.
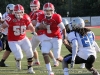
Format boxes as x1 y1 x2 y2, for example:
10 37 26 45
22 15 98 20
70 17 85 30
62 18 69 26
43 2 55 18
6 4 15 14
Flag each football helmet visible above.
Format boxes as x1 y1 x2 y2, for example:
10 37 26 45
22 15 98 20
30 0 40 12
14 4 24 19
70 17 85 30
43 2 55 18
6 4 15 14
62 18 69 26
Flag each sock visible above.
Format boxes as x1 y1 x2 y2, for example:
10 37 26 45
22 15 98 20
28 65 32 69
52 57 56 63
63 68 69 75
46 63 52 72
1 59 5 63
35 59 39 62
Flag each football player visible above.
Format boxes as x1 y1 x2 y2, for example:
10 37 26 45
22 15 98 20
62 18 85 69
0 4 15 67
2 4 36 73
36 2 66 75
62 17 100 75
29 0 58 66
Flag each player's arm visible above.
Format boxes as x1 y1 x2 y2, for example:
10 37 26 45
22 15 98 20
71 39 78 62
1 21 8 29
63 39 72 53
31 13 38 26
28 23 37 35
58 22 66 40
32 20 37 26
68 32 78 61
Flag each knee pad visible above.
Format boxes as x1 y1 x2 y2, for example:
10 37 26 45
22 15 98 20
85 63 93 70
85 55 95 69
27 57 33 62
87 55 95 64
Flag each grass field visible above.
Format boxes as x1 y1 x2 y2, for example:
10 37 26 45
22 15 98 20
0 27 100 75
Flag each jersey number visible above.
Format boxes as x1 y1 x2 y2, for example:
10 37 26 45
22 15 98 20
13 26 26 36
46 25 52 33
80 33 94 47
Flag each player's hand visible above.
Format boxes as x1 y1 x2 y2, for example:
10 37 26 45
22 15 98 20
63 39 68 45
70 61 75 69
31 32 37 36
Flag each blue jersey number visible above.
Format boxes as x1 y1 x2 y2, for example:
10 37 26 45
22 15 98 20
80 33 94 47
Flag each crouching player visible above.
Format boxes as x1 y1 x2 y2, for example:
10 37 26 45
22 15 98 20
62 17 100 75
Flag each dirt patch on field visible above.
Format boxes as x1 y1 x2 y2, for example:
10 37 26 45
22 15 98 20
95 36 100 40
86 26 100 28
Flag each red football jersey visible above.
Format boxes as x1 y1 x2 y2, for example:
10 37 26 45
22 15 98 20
29 10 45 35
5 14 31 41
37 13 62 39
29 10 44 21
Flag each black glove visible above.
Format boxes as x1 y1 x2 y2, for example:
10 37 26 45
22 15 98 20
31 32 37 36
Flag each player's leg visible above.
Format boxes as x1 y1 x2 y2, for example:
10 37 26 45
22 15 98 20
8 41 23 70
52 38 63 62
0 39 11 67
0 40 2 51
62 54 86 75
49 50 59 67
41 40 54 75
85 55 100 75
21 37 35 73
62 54 72 75
31 35 40 65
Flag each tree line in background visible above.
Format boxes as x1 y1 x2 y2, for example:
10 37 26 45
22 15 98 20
0 0 100 17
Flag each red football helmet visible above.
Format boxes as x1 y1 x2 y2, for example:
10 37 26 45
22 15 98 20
14 4 24 19
30 0 40 12
43 2 55 18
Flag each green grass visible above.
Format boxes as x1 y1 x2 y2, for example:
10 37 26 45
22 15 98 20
0 28 100 75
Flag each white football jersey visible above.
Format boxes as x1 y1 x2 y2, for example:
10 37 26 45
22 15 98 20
2 12 8 35
67 31 97 60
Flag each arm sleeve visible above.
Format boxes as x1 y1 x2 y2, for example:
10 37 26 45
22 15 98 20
56 14 62 25
67 32 78 61
71 39 78 61
58 22 65 30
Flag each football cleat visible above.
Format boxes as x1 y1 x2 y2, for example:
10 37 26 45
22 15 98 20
28 67 35 74
16 60 21 70
33 61 40 66
0 62 9 67
48 71 54 75
54 61 59 67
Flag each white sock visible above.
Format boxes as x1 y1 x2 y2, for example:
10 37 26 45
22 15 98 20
46 63 52 72
35 59 39 62
63 68 69 75
52 57 56 63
